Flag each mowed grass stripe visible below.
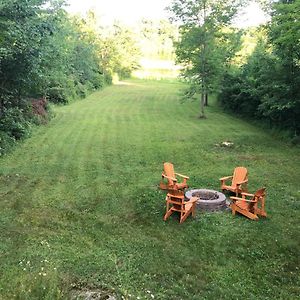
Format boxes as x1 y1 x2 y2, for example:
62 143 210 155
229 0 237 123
0 79 299 299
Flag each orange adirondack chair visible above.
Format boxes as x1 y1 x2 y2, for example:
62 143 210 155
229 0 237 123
164 190 197 224
220 167 248 196
230 187 267 220
160 162 189 191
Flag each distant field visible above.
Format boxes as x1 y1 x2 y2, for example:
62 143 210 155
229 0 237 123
132 58 180 79
0 80 299 299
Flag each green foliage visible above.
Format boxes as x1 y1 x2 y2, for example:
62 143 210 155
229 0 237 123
0 130 15 156
138 19 178 61
219 40 272 117
168 0 244 116
32 11 108 104
46 87 69 105
0 107 31 140
0 2 140 154
97 22 141 80
219 0 300 134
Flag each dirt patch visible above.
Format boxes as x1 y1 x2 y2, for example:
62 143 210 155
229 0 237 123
31 98 48 117
214 141 234 148
70 289 116 300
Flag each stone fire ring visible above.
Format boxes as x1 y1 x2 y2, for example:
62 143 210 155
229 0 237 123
185 189 227 211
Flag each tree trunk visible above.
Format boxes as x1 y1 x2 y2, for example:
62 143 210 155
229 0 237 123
204 92 208 106
200 92 205 118
201 2 208 111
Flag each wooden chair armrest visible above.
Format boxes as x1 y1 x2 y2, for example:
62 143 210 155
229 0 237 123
175 172 189 179
167 193 184 199
241 192 254 197
230 196 256 203
236 179 248 185
184 198 198 208
219 175 233 181
187 197 198 203
162 173 177 182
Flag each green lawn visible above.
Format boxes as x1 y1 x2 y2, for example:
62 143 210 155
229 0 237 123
0 80 299 299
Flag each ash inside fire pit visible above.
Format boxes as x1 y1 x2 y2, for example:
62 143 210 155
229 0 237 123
185 189 227 211
192 190 218 200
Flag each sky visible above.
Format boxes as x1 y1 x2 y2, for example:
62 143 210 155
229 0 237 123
66 0 172 25
65 0 269 28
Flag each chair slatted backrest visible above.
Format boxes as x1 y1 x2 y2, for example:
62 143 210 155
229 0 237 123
171 196 184 211
249 187 266 211
254 187 266 200
167 191 185 211
164 162 176 185
232 167 248 187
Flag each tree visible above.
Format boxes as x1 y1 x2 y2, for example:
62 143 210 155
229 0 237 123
218 0 300 135
265 0 300 133
0 0 63 109
0 0 68 142
138 19 178 61
168 0 244 117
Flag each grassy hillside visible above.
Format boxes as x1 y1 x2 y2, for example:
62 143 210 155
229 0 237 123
0 80 299 299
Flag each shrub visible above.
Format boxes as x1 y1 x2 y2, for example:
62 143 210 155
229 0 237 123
0 107 32 140
117 68 132 80
0 131 15 156
74 82 88 99
46 87 69 104
90 73 105 89
104 74 113 85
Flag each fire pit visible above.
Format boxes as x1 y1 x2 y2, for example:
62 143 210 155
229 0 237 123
185 189 227 211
